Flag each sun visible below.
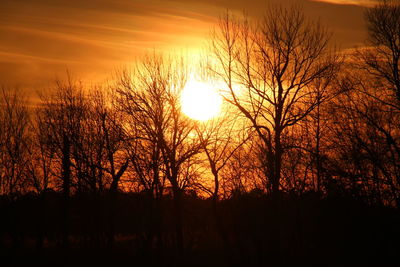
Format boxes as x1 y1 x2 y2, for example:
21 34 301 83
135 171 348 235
181 78 222 121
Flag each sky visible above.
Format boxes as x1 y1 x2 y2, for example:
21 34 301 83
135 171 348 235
0 0 372 92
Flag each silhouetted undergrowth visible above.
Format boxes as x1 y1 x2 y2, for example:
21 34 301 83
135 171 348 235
1 191 399 266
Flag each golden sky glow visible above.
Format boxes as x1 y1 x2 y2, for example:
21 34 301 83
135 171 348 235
0 0 367 92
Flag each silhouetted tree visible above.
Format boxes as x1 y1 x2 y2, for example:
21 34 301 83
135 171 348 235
209 6 340 198
116 54 205 254
28 111 57 194
0 87 30 197
196 111 247 200
193 108 249 254
88 87 128 247
209 6 340 264
328 0 400 207
38 77 87 247
281 76 341 195
360 0 400 105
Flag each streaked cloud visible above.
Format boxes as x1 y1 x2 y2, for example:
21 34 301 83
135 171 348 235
0 0 369 91
310 0 377 6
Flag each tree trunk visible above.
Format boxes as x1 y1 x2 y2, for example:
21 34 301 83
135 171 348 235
172 185 184 253
270 127 282 267
107 177 119 248
61 134 71 248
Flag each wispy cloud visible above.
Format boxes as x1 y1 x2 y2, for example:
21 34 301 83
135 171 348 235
0 0 219 89
310 0 377 7
0 0 369 90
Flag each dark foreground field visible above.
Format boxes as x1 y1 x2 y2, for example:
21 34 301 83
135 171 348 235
1 191 399 267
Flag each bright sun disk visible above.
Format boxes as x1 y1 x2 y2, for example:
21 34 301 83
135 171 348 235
181 79 222 121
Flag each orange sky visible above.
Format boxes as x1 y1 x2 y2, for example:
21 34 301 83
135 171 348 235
0 0 369 93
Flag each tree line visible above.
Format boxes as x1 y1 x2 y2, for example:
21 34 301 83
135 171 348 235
1 1 400 266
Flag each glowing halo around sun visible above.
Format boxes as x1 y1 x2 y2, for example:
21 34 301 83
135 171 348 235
181 79 222 121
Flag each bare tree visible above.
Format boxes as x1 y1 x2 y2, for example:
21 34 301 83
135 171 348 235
359 0 400 105
209 6 340 264
27 110 57 194
325 74 398 204
220 139 265 197
196 110 250 200
282 76 342 195
116 54 205 253
192 110 248 251
88 87 128 247
0 87 30 197
335 0 400 207
38 77 87 247
209 6 340 198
